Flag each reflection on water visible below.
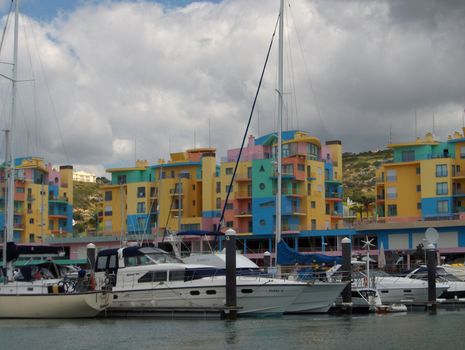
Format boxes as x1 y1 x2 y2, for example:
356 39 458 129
0 310 464 350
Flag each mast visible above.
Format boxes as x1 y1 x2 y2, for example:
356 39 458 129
274 0 284 270
3 0 19 281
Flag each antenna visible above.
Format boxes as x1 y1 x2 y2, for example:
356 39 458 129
208 118 211 148
432 112 436 135
389 123 392 144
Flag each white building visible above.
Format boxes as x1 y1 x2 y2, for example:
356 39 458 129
73 170 96 183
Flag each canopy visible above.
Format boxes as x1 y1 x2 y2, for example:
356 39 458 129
277 240 342 266
176 230 224 237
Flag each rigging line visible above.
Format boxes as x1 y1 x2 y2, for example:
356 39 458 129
216 14 280 234
161 183 178 243
0 0 13 55
27 17 70 163
288 2 334 139
286 8 300 131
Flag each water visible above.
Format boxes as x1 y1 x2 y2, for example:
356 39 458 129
0 310 464 350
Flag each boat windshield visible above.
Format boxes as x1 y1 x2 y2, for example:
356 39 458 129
124 253 183 266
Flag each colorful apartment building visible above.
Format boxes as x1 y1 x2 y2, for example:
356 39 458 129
376 130 465 222
98 130 344 252
0 157 74 243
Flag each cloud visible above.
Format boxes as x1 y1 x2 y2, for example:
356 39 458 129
0 0 464 177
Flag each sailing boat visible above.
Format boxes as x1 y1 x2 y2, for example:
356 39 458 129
0 0 110 318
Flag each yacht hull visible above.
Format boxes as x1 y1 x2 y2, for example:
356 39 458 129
110 277 303 316
0 291 111 318
285 282 347 313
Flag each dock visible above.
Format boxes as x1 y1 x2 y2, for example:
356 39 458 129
101 306 242 320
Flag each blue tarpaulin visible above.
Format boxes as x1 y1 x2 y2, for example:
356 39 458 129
276 240 342 266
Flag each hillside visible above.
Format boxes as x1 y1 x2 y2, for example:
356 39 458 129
342 149 393 200
72 180 104 233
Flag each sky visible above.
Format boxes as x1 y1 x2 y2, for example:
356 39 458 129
0 0 464 177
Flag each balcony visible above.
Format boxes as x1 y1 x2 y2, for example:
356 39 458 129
376 176 385 183
452 169 465 178
453 189 465 197
325 192 342 201
234 209 252 217
235 191 252 199
49 196 68 203
235 173 252 182
169 189 183 196
282 224 301 232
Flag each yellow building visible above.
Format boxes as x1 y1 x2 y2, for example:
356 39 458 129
376 130 465 222
1 157 74 243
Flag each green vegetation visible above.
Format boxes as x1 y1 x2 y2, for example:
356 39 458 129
342 149 392 199
73 178 108 234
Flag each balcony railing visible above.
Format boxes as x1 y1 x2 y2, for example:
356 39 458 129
235 191 252 198
282 224 301 232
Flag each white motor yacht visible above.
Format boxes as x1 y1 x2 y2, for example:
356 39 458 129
405 266 465 299
96 246 346 316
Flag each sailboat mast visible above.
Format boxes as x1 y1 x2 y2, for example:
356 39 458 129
7 0 19 245
4 0 19 280
274 0 284 268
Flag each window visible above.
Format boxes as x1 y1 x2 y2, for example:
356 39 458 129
436 164 448 177
417 202 422 210
192 200 196 206
307 184 311 195
416 167 421 174
437 200 449 214
436 182 448 195
216 182 221 193
325 203 330 215
169 270 185 281
29 234 35 243
311 219 317 230
259 183 265 190
105 220 112 231
137 187 146 198
225 185 233 193
402 150 415 162
307 166 311 177
259 219 266 226
104 205 112 216
29 218 34 224
216 198 221 209
386 170 397 182
387 204 397 216
104 191 112 201
259 165 265 172
192 185 195 191
297 164 305 172
16 187 24 193
137 202 146 213
225 167 233 175
387 187 397 199
461 146 465 159
226 221 234 228
311 201 316 209
138 271 167 283
416 185 421 192
117 175 126 184
306 143 319 160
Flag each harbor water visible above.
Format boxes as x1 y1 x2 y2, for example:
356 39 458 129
0 309 464 350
